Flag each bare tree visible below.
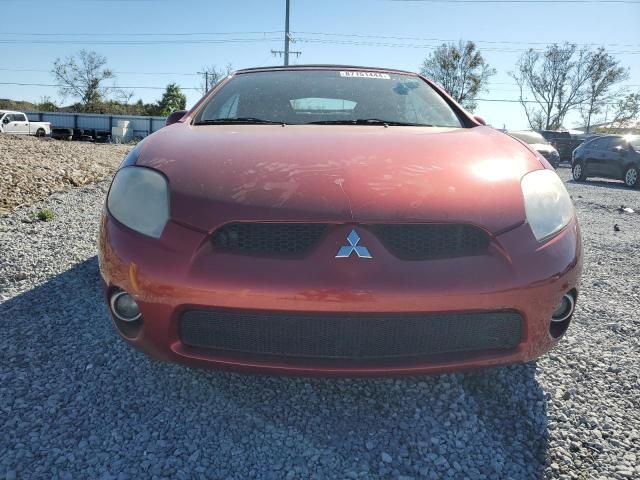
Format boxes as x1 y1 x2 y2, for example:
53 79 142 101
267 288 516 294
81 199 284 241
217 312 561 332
115 89 136 106
199 63 234 95
579 48 629 133
52 50 114 110
511 43 593 130
419 41 496 112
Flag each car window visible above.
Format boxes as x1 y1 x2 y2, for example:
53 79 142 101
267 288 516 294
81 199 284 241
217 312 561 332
14 113 26 122
609 137 625 149
196 70 464 127
630 137 640 151
589 138 608 150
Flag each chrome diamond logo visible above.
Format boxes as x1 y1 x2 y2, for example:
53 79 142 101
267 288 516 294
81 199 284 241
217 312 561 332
335 229 372 259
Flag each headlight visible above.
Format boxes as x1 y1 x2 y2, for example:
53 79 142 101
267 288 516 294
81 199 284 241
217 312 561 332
107 167 169 238
521 169 573 241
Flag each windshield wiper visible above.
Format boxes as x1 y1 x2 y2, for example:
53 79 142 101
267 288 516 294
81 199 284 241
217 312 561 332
194 117 286 125
307 119 432 127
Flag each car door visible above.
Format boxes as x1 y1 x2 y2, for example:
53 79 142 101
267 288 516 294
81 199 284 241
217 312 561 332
605 137 628 179
2 113 28 134
2 114 19 133
12 113 30 134
583 138 607 175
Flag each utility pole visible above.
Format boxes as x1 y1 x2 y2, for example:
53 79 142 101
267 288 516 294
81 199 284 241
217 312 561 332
197 70 209 93
271 0 301 65
284 0 290 66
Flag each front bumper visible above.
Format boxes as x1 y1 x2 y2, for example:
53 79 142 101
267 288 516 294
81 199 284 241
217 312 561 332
98 213 582 376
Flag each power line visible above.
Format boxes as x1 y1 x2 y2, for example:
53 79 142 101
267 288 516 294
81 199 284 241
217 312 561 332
393 0 640 3
1 67 638 88
2 36 637 54
292 31 640 48
0 81 629 106
3 30 638 48
0 67 199 76
0 38 282 45
0 31 283 36
293 37 640 54
0 81 200 90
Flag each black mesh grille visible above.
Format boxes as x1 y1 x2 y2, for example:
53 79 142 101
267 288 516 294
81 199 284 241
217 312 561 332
179 310 522 361
212 223 327 256
211 223 491 260
371 224 490 261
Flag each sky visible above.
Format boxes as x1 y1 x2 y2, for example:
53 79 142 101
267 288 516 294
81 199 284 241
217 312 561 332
1 0 639 129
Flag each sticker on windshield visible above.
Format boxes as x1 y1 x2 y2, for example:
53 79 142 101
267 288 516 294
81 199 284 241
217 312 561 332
340 71 391 80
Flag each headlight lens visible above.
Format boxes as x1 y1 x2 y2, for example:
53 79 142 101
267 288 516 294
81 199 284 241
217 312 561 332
521 169 573 241
107 167 169 238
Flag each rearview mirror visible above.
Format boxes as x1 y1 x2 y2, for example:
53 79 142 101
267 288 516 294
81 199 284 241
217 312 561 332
473 115 486 126
165 110 188 127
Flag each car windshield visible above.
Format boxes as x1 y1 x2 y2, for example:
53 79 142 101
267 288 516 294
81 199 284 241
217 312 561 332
509 131 549 145
194 70 464 128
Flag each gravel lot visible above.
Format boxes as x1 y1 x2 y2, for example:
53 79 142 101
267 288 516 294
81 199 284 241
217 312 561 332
1 166 639 479
0 134 129 215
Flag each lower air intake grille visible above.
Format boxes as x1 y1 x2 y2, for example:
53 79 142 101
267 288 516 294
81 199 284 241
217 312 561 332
211 223 326 256
179 310 522 361
371 224 490 261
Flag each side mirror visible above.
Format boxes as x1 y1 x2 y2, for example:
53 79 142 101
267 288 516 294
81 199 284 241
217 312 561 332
2 117 9 124
473 115 486 126
165 110 188 127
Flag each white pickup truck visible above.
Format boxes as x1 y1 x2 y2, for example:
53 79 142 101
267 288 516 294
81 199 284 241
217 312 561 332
0 110 51 137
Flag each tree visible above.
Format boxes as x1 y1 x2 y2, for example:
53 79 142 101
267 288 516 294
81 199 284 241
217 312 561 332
199 63 234 95
156 83 186 116
52 50 114 110
37 96 58 112
420 41 496 112
606 92 640 133
511 43 595 130
579 48 629 133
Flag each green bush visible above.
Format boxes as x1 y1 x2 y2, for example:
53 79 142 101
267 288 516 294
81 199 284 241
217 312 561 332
37 209 55 222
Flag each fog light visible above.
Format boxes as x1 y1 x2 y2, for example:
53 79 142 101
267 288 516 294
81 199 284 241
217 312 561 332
551 293 575 323
110 291 141 322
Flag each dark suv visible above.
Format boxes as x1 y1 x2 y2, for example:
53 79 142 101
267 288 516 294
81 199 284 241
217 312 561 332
538 130 573 162
572 135 640 188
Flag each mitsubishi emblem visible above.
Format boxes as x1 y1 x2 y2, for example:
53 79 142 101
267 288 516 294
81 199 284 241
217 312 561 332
335 229 372 259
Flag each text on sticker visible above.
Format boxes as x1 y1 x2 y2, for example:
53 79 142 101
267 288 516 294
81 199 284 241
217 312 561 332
339 71 391 80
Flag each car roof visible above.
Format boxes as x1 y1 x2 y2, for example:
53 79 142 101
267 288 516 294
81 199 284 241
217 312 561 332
0 110 22 114
234 65 418 76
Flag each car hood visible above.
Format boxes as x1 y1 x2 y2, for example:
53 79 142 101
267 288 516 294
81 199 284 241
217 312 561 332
137 124 543 234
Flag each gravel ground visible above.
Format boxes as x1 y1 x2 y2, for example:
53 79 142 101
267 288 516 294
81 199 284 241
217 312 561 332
1 166 639 479
0 134 129 215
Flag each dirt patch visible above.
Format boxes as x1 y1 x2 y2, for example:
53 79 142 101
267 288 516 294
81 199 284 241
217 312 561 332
0 134 130 214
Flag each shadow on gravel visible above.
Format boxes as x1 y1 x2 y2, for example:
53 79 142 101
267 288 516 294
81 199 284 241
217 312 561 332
1 257 549 479
567 178 635 192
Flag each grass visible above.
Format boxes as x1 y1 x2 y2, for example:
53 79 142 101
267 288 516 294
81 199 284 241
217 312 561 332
36 208 55 222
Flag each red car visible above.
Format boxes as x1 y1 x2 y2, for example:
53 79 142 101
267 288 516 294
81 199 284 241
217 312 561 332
99 65 582 376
